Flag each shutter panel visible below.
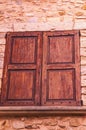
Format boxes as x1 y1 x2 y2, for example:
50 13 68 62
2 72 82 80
42 31 81 106
1 32 42 106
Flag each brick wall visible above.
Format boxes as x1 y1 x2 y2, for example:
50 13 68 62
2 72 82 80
0 0 86 130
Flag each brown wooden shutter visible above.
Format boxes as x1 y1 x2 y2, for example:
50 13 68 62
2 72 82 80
42 31 81 106
1 31 81 107
1 32 42 106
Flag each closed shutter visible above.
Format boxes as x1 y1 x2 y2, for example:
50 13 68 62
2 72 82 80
1 32 42 106
42 31 81 106
1 31 81 106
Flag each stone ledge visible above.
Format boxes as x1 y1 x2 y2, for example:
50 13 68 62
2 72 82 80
0 106 86 116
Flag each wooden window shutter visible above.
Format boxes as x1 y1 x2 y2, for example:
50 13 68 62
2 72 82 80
1 30 81 106
42 31 81 106
1 32 42 106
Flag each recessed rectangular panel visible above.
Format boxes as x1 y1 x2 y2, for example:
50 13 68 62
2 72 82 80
47 69 75 100
11 37 37 64
7 70 36 100
48 36 74 64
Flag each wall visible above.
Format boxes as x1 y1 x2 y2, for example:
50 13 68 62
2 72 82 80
0 116 86 130
0 0 86 130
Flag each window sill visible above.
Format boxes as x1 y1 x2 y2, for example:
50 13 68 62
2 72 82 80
0 106 86 116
